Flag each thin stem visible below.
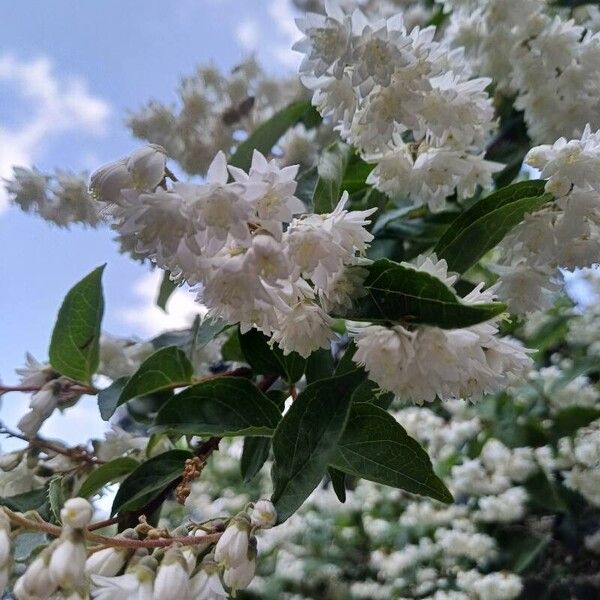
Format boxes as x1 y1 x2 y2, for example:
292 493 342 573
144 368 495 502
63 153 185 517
87 516 120 531
5 509 222 549
0 426 104 465
0 383 98 395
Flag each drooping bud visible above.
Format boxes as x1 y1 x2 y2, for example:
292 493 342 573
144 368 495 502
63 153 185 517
49 530 87 589
61 497 93 529
14 547 58 599
222 539 257 597
127 144 167 191
152 547 190 600
85 545 130 577
90 159 132 205
190 555 227 599
214 513 251 568
249 499 277 529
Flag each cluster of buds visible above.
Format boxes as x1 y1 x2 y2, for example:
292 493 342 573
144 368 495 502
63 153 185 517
2 497 277 598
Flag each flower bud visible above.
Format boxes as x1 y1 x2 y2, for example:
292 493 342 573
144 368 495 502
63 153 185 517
214 514 251 568
152 547 190 600
223 547 256 596
90 159 132 205
49 531 87 589
14 547 58 599
190 555 227 598
17 410 46 438
85 546 129 577
127 144 167 191
29 383 59 414
249 499 277 529
61 498 93 529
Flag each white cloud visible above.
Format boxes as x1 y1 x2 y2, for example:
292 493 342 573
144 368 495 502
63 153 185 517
117 270 206 337
267 0 302 68
0 53 111 213
235 19 260 51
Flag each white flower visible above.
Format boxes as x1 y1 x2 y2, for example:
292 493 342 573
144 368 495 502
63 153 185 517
91 557 157 600
29 382 59 414
250 500 277 529
14 548 58 600
49 534 87 590
4 166 49 212
293 1 353 78
126 144 167 191
214 515 251 568
16 353 54 387
271 301 334 358
18 410 49 438
189 557 227 600
86 547 130 577
0 509 10 570
61 498 93 529
222 551 256 596
152 548 190 600
90 159 133 205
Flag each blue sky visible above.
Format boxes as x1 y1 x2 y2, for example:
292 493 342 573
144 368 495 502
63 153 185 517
0 0 301 443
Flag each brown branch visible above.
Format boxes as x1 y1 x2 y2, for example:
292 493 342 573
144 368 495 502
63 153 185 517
87 516 120 532
0 426 105 465
0 383 97 395
5 509 222 549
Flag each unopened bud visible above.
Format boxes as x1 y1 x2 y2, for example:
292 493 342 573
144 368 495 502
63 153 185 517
249 499 277 529
48 531 87 589
61 498 93 529
214 513 251 568
152 547 190 600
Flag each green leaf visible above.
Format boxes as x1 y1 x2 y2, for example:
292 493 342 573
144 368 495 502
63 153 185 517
0 487 51 520
78 457 140 498
156 271 178 311
48 476 66 524
229 100 313 171
507 535 550 574
552 406 600 440
221 328 245 362
97 377 128 421
305 348 335 384
313 142 353 214
154 377 281 437
330 403 453 503
241 437 271 483
328 467 346 503
524 471 569 513
271 368 366 522
151 316 227 355
49 265 105 383
119 347 193 405
342 259 506 328
111 449 192 515
239 328 306 384
434 180 551 273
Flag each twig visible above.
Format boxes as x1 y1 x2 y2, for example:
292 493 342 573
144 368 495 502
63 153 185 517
0 383 97 395
5 508 222 549
87 516 120 532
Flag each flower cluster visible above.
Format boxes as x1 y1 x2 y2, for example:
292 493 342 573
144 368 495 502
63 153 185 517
126 58 307 176
440 0 600 143
1 496 277 600
351 255 532 402
92 145 376 358
4 167 100 228
493 126 600 313
294 1 501 209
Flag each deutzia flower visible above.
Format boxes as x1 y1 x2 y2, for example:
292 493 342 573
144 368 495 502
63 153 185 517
214 514 251 568
91 556 158 600
249 500 277 529
13 547 58 600
61 498 94 529
189 556 227 600
86 546 131 577
152 548 190 600
222 540 257 597
48 533 87 590
16 353 55 387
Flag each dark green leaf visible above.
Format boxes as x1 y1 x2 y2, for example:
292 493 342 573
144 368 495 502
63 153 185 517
229 100 313 171
330 403 453 503
48 476 66 524
49 265 105 383
241 437 271 483
156 271 178 311
154 377 281 436
111 449 192 515
507 535 550 574
221 328 245 362
313 142 353 214
239 328 306 384
271 368 366 522
342 259 506 328
305 348 335 384
552 407 600 440
524 471 568 513
328 467 346 503
151 316 226 355
119 347 193 405
0 487 51 520
98 377 128 421
434 181 551 273
79 457 140 498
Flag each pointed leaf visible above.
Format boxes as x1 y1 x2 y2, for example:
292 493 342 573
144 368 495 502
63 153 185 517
241 437 271 483
328 467 347 503
111 449 192 515
330 403 453 503
49 265 105 383
434 180 552 273
119 347 193 405
229 100 313 171
154 377 281 436
79 457 140 499
342 259 506 328
97 377 128 421
271 368 366 522
156 271 178 311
